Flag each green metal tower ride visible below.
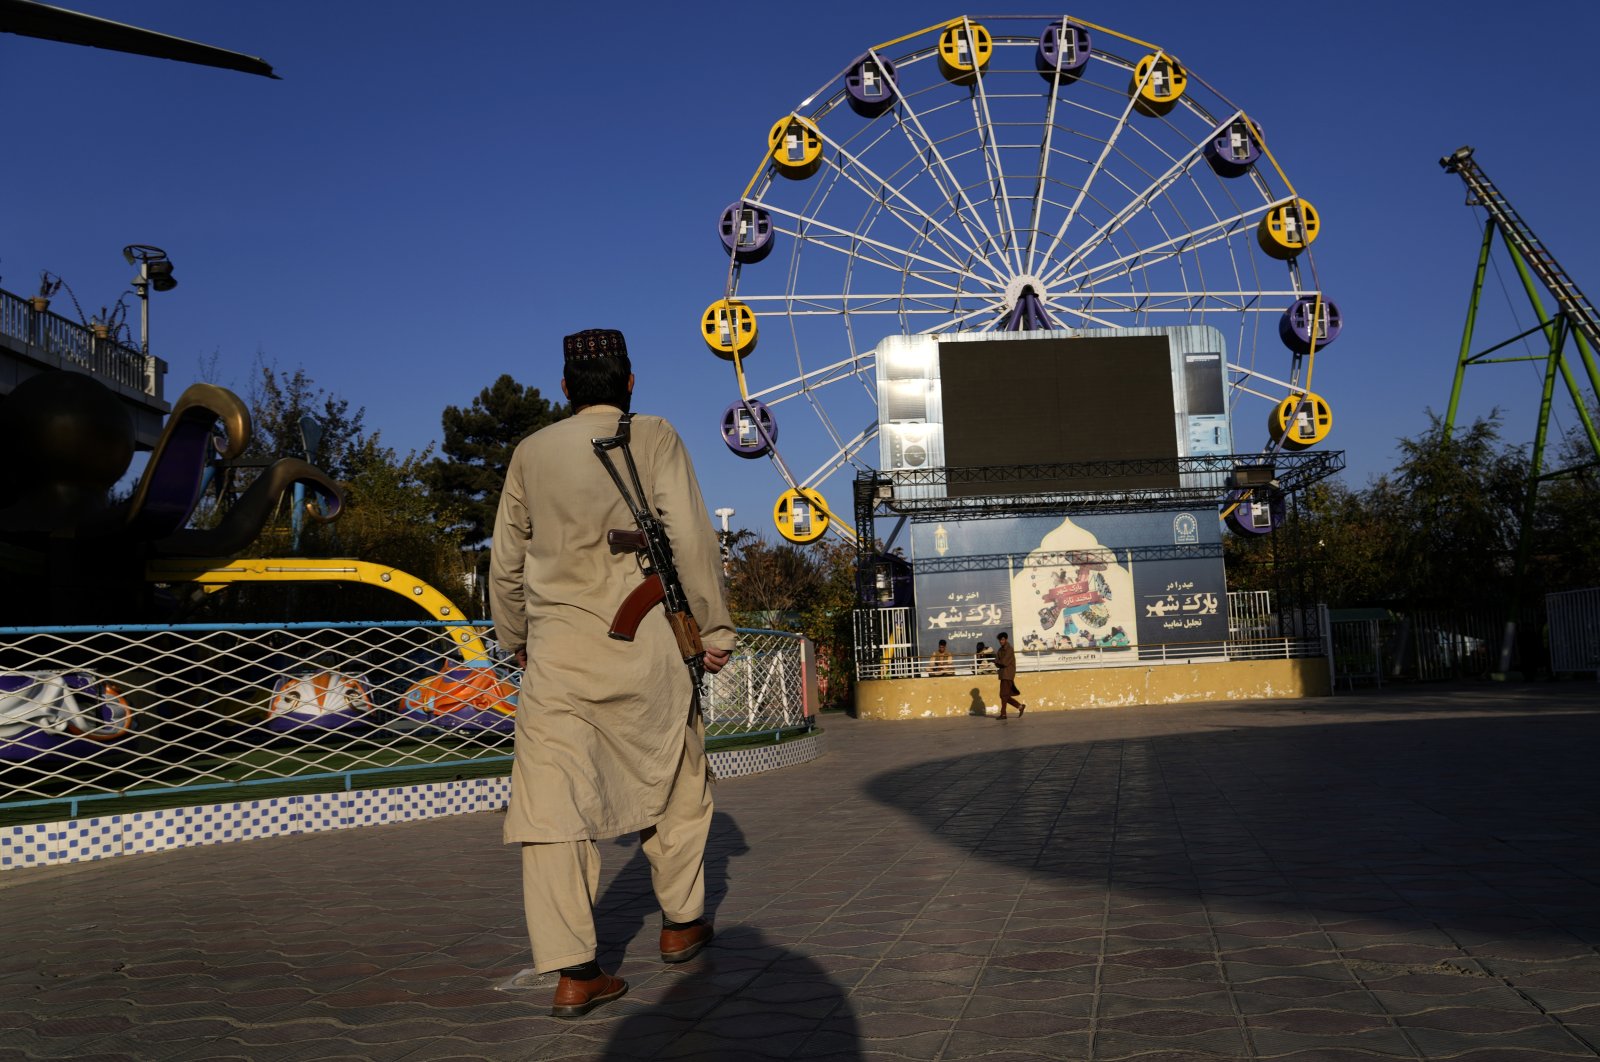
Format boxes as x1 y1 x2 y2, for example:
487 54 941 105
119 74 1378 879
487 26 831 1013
1440 146 1600 673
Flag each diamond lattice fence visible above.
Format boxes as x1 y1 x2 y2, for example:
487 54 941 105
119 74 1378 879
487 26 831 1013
0 623 809 814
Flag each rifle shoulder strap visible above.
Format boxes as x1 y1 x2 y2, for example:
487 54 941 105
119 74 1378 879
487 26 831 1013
592 413 641 515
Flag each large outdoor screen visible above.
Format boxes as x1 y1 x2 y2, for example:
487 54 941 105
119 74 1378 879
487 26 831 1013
875 328 1231 498
938 334 1178 494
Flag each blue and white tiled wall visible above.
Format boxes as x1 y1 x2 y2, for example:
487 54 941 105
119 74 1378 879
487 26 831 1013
708 731 826 780
1 733 823 870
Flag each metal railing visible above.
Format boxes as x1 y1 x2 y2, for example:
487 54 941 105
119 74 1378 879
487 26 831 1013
0 622 810 818
855 636 1325 680
852 600 1323 680
852 607 917 678
854 594 1324 680
0 287 163 397
1548 587 1600 675
1227 590 1274 639
1326 607 1514 683
1329 617 1384 689
870 451 1346 514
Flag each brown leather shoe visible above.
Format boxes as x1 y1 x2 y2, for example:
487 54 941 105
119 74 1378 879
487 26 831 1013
660 920 714 963
550 972 627 1018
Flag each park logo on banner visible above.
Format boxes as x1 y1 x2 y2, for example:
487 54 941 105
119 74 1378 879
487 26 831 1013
1172 513 1199 545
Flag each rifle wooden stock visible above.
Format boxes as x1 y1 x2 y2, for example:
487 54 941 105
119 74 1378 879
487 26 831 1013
607 573 706 664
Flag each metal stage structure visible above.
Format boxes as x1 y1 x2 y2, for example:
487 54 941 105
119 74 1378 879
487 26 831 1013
854 451 1345 525
849 450 1345 676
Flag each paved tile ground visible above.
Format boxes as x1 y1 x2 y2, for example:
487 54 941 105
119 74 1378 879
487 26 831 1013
3 682 1599 1060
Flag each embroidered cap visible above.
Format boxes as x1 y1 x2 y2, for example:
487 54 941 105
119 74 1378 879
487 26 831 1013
563 328 628 362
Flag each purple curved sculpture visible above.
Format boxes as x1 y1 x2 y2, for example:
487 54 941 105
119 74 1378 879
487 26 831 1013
1279 296 1342 355
119 383 249 539
721 399 778 458
1036 21 1091 81
718 202 774 264
1204 118 1262 178
845 53 897 117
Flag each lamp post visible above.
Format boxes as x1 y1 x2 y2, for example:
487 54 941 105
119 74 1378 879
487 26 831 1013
714 507 735 576
291 414 323 553
123 245 176 390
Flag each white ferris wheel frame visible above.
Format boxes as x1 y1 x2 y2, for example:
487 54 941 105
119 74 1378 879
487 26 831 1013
718 15 1327 541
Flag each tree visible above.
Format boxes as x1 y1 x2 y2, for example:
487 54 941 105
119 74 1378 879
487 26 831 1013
1225 481 1393 608
426 374 568 546
1377 412 1525 609
794 537 860 710
1527 417 1600 593
724 531 827 619
1298 481 1393 607
243 356 369 478
1223 413 1530 610
725 531 859 709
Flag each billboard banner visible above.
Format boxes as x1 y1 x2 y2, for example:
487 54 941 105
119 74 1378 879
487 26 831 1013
908 510 1227 660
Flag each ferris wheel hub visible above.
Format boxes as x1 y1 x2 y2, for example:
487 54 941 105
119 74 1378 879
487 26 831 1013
1000 274 1051 314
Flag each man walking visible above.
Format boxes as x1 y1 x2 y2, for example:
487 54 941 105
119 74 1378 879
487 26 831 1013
489 328 736 1018
994 631 1025 720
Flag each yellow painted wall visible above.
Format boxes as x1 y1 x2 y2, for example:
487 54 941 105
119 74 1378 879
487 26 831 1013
855 658 1331 721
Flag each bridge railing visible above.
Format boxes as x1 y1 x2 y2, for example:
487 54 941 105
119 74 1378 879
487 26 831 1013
0 621 810 820
0 287 163 398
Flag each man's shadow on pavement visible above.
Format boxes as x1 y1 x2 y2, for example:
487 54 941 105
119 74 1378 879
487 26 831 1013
596 811 862 1060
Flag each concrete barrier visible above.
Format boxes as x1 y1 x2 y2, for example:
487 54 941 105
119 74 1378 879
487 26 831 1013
855 658 1330 720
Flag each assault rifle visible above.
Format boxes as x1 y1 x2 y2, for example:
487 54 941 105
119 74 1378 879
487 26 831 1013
591 414 707 684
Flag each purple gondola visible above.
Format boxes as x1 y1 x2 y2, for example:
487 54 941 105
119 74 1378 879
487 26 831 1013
845 53 897 118
1204 118 1262 178
1280 295 1342 355
1036 21 1091 81
720 399 778 458
718 201 774 264
1225 493 1285 536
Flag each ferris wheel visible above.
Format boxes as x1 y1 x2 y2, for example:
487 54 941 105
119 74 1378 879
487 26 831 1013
706 15 1336 544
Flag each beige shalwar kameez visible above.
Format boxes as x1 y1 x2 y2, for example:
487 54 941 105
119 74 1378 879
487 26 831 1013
489 405 736 973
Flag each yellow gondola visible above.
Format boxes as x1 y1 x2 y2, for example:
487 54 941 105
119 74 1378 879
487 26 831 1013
773 487 829 543
767 115 823 179
937 20 992 85
701 299 758 359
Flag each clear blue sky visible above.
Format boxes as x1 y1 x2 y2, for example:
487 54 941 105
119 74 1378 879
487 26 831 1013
6 1 1598 541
